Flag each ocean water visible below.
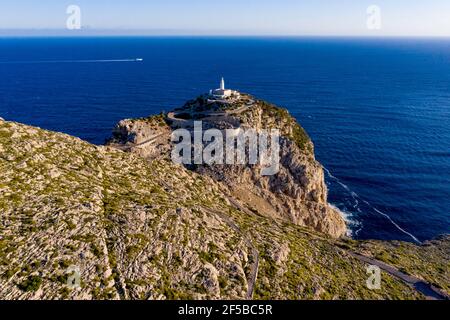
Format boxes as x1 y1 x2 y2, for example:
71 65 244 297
0 37 449 242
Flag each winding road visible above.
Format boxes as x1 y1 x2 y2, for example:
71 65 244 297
167 103 250 124
224 196 449 300
201 206 259 299
349 252 449 300
114 132 166 152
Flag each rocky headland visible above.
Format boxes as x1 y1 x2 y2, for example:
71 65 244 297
108 94 346 238
0 93 448 300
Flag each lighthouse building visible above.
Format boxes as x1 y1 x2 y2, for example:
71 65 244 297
209 78 240 100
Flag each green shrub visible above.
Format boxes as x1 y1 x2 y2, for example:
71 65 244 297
91 243 102 258
18 275 42 292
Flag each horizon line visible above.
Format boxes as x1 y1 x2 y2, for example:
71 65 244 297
1 34 450 39
0 29 449 38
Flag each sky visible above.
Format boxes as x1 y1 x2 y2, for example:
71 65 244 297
0 0 450 36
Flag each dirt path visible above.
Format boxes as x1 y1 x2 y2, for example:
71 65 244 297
349 252 449 300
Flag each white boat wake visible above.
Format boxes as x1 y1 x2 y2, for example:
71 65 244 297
323 166 421 244
0 58 144 64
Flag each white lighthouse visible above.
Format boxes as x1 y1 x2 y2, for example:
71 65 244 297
209 77 239 100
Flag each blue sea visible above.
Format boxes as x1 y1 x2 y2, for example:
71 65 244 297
1 37 449 242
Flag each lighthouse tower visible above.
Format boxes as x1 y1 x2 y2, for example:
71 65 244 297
209 77 239 100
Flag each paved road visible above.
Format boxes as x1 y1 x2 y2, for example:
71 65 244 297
349 252 449 300
202 206 259 299
114 133 165 152
167 104 250 123
225 196 449 300
222 197 262 299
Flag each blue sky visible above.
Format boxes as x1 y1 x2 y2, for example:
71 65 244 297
1 0 449 36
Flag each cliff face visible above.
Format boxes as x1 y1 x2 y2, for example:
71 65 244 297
0 118 448 300
109 95 346 237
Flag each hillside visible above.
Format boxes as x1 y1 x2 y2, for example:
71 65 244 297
109 94 346 238
0 105 448 300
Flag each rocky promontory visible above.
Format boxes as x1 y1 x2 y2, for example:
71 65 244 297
108 94 346 238
0 94 448 300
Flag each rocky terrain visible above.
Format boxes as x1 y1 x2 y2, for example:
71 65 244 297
0 95 448 300
108 95 346 238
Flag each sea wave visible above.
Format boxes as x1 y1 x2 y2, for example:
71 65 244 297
329 204 361 238
323 166 421 243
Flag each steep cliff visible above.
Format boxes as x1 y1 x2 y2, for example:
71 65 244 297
108 95 346 237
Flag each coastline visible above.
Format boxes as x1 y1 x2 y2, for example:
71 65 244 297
1 116 449 299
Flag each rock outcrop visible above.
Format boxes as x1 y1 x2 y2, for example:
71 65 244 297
108 95 346 237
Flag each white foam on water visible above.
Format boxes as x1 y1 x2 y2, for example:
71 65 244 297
0 59 140 64
363 200 421 244
329 204 361 237
323 166 421 243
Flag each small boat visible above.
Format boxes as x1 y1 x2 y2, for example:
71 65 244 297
135 58 144 62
